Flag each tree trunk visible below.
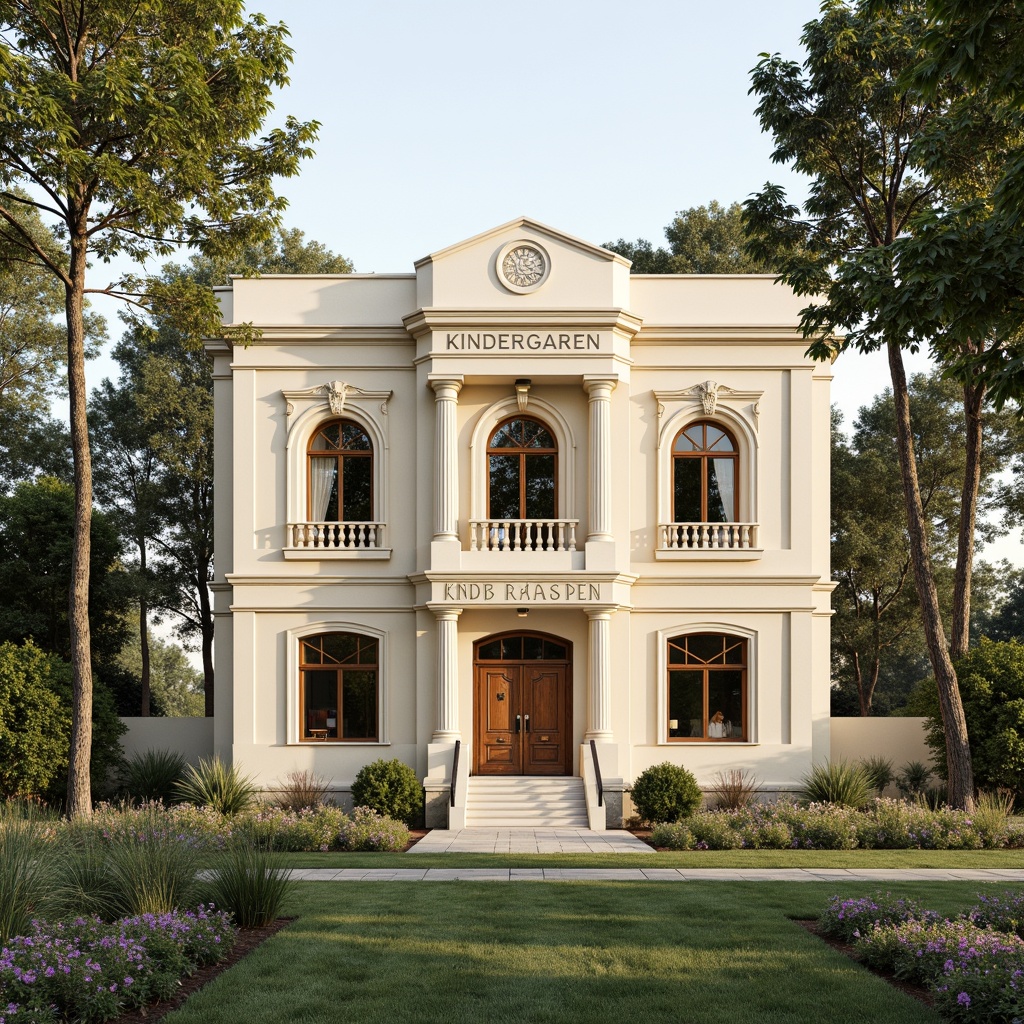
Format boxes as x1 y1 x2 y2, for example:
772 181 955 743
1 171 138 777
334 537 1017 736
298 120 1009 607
951 376 985 659
139 596 151 717
65 226 93 818
887 340 975 810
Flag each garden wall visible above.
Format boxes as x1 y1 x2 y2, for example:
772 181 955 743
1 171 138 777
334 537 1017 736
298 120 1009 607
119 717 215 765
830 716 932 770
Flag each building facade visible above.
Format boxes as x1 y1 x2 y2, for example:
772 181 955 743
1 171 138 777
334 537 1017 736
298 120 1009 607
209 218 833 827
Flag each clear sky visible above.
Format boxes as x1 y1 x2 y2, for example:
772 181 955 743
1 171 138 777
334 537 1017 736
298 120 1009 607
84 0 1016 563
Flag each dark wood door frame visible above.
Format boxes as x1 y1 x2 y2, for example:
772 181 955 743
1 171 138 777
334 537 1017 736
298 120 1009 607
473 633 572 776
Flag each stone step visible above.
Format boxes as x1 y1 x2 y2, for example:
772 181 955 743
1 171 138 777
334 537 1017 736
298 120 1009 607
465 776 589 827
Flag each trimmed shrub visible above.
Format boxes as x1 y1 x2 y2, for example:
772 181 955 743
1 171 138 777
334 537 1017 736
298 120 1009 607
351 759 423 827
119 748 189 805
175 756 257 816
799 760 872 808
629 762 703 824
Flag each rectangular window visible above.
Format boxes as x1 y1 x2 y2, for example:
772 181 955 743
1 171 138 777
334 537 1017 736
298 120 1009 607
666 634 747 741
300 633 378 741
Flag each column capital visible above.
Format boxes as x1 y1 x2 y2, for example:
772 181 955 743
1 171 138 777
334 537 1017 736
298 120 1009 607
585 605 618 621
428 605 464 621
428 375 464 398
582 374 618 397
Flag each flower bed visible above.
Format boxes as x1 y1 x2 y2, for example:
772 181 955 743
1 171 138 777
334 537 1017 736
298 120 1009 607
818 889 1024 1022
0 906 235 1023
650 798 1016 851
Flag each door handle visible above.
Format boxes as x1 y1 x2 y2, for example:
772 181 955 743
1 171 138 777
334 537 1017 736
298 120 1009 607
515 714 521 734
524 714 530 732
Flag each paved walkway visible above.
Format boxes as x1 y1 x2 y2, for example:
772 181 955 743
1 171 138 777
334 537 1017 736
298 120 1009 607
408 828 655 854
286 866 1024 882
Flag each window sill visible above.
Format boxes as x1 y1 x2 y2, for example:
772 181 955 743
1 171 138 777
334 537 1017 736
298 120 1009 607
284 548 392 561
658 740 758 746
288 740 391 746
655 547 763 561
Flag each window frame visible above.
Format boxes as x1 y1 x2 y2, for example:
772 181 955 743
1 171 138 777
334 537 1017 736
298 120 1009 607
655 624 756 745
306 419 374 524
486 415 559 521
671 420 739 523
286 622 389 745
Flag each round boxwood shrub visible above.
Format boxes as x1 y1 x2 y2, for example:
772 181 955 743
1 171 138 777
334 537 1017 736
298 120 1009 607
350 758 423 826
629 762 702 824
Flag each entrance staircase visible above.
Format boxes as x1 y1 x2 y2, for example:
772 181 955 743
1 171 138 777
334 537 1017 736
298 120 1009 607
464 776 589 827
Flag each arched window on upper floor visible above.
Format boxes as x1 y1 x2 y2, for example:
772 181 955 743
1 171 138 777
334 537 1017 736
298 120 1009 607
672 420 738 524
308 420 373 523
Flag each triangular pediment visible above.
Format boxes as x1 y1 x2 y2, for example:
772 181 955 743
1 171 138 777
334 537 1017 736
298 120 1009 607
412 217 631 310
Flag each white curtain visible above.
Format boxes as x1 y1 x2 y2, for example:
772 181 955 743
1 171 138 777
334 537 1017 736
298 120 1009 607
711 459 735 521
310 457 336 521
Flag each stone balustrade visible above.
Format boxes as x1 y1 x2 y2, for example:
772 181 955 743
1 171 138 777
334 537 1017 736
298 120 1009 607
468 519 579 552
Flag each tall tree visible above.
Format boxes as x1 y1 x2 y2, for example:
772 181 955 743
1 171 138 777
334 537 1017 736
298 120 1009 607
113 228 353 715
0 2 316 815
831 374 1010 714
605 201 782 273
743 0 983 807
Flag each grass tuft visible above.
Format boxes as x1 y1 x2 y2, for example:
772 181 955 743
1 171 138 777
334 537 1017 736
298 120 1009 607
176 756 258 815
800 760 873 808
204 842 296 928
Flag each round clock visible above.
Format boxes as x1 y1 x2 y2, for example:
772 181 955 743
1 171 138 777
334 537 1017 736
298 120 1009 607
496 240 550 293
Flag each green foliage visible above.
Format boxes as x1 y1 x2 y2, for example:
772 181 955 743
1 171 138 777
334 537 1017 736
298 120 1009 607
337 806 411 852
0 641 71 798
119 749 189 805
910 639 1024 798
800 761 873 808
605 201 781 274
895 759 933 799
818 891 940 943
230 805 347 852
628 762 703 824
708 768 758 810
0 478 131 666
860 756 896 795
350 759 423 827
203 842 295 928
115 636 205 717
0 819 57 943
175 756 258 816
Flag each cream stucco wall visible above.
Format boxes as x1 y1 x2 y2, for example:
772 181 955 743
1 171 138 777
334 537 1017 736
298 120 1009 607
210 217 834 816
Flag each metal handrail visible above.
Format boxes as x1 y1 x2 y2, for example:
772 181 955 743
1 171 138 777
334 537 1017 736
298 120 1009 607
450 740 461 808
590 739 603 808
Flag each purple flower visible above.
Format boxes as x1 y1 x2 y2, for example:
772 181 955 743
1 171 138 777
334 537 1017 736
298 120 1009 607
957 992 971 1006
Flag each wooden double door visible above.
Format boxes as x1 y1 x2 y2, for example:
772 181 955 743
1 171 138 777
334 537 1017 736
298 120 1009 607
474 648 571 776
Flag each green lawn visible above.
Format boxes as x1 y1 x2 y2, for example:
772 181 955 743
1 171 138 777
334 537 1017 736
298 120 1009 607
166 881 992 1024
279 847 1024 869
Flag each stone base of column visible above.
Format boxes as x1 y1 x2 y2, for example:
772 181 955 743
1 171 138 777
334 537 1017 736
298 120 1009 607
429 539 462 571
584 539 617 570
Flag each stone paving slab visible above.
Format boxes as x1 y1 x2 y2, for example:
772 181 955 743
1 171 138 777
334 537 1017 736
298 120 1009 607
285 867 1024 883
408 828 655 855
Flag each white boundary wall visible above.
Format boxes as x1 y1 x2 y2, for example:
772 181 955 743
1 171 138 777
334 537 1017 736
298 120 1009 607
830 717 932 770
119 718 214 766
120 716 933 779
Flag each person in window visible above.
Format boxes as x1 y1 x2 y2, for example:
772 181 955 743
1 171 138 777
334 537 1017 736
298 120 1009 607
708 710 729 738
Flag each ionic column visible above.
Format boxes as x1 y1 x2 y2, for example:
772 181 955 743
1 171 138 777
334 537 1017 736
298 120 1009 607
585 606 615 740
432 606 463 742
583 376 616 542
429 376 463 540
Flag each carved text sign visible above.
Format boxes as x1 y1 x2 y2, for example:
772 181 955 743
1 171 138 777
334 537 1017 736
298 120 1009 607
441 331 604 352
437 581 605 605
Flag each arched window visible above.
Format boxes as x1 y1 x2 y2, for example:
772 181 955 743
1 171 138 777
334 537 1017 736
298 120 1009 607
672 421 738 523
666 633 747 741
487 416 557 521
299 632 378 741
307 420 373 522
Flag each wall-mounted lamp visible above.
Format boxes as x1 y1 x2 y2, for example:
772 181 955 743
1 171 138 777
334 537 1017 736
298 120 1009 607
516 608 529 618
514 378 531 413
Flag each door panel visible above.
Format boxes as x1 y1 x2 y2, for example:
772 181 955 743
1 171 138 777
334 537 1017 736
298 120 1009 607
474 662 570 775
523 667 568 775
475 668 521 774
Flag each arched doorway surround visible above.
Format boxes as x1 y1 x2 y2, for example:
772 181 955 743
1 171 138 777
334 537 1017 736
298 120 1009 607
473 631 572 776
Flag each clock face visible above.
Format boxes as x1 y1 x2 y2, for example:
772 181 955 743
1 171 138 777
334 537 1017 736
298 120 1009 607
497 244 552 294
